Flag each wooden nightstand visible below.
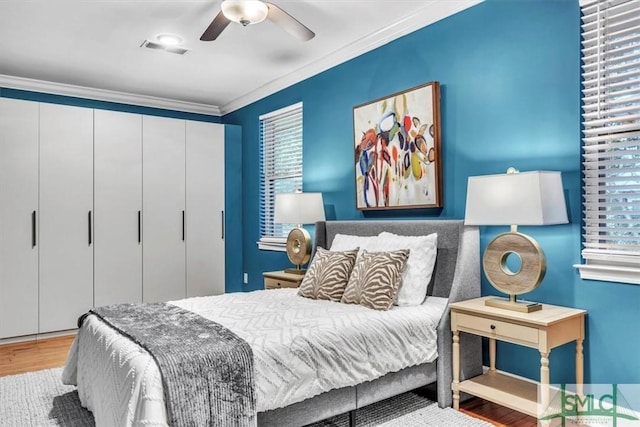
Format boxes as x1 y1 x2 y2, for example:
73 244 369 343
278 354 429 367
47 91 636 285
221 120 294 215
263 270 304 289
450 297 586 419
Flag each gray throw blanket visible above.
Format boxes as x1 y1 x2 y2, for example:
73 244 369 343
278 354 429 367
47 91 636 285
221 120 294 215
84 303 256 427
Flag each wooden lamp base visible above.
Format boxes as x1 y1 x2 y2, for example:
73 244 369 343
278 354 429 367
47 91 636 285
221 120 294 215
483 231 546 313
485 294 542 313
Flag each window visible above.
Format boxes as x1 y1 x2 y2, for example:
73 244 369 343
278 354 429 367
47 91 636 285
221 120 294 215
575 0 640 284
258 102 303 251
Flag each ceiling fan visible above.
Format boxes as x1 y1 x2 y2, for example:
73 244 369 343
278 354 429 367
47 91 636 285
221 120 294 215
200 0 315 42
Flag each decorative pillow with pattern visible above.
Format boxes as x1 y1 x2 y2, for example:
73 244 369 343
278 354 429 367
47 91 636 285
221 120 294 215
298 247 359 301
340 249 410 311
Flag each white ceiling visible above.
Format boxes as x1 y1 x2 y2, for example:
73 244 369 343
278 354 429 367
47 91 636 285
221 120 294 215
0 0 481 115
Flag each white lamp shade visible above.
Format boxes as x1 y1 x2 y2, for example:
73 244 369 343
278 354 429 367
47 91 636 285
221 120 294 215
274 192 326 225
464 171 568 226
221 0 269 25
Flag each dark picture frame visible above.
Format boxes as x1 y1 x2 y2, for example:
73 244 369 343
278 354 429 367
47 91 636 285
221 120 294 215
353 81 442 210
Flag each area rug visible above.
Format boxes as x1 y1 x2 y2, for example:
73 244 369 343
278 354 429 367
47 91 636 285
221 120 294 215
0 368 493 427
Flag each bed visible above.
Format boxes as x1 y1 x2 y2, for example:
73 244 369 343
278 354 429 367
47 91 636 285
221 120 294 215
62 219 482 426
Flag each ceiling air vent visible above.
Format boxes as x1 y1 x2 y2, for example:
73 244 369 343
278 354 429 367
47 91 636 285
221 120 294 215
140 40 189 55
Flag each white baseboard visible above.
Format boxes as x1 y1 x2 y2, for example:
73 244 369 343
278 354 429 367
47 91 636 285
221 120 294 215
0 329 77 346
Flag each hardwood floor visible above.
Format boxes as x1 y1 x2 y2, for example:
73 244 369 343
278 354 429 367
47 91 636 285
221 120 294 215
460 398 538 427
0 335 538 426
0 335 75 377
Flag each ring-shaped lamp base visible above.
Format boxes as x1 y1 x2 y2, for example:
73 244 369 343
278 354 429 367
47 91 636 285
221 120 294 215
482 231 546 313
284 227 311 275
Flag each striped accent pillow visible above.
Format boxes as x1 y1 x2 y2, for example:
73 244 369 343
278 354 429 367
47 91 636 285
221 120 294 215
340 249 410 311
298 247 359 301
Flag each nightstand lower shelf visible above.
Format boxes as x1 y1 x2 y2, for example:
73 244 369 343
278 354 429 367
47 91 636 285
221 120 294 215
459 371 538 418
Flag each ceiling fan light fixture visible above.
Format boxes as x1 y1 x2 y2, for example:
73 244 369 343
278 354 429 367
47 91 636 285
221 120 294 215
221 0 269 26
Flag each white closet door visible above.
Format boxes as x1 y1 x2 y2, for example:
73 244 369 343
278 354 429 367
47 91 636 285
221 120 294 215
94 110 142 307
39 103 94 333
142 116 186 303
0 98 39 338
186 122 225 297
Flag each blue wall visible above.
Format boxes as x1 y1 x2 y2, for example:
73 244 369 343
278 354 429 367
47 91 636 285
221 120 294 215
223 125 244 290
224 0 640 385
0 87 245 292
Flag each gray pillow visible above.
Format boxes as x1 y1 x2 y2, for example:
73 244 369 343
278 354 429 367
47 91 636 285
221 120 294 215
298 247 359 301
340 249 410 311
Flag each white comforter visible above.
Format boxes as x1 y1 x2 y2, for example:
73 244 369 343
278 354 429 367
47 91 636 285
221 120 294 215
63 289 447 427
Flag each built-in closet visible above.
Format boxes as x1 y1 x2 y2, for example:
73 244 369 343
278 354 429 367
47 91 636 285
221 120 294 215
39 103 94 333
0 97 227 338
94 109 143 308
0 98 39 338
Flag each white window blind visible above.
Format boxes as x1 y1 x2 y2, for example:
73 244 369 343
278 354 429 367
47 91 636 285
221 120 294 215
575 0 640 284
258 102 303 251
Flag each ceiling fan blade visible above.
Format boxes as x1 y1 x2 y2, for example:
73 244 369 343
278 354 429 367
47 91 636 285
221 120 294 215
266 3 315 41
200 11 231 41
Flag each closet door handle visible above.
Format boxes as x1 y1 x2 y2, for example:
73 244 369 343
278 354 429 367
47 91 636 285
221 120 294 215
31 210 37 248
88 211 92 246
182 210 185 241
221 210 225 240
138 210 141 244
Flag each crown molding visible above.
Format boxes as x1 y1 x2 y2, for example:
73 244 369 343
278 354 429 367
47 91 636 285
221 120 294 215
220 0 483 115
0 74 221 116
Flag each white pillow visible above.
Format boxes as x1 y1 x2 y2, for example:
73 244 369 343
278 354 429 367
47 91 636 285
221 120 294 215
373 232 438 306
329 233 379 254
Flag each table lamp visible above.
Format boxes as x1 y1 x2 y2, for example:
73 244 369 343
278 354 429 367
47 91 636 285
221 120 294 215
274 192 325 274
464 168 568 312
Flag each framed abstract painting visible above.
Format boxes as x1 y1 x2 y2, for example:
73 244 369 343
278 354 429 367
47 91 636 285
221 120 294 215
353 81 442 210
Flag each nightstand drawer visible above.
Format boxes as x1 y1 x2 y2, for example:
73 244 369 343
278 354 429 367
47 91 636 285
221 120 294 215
263 270 304 289
456 312 539 346
264 277 301 289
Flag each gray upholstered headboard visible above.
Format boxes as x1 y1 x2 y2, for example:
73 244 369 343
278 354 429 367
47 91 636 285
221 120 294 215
314 220 480 300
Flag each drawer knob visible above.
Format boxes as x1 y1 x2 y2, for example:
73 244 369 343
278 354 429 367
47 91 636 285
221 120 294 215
490 324 496 330
277 282 281 287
